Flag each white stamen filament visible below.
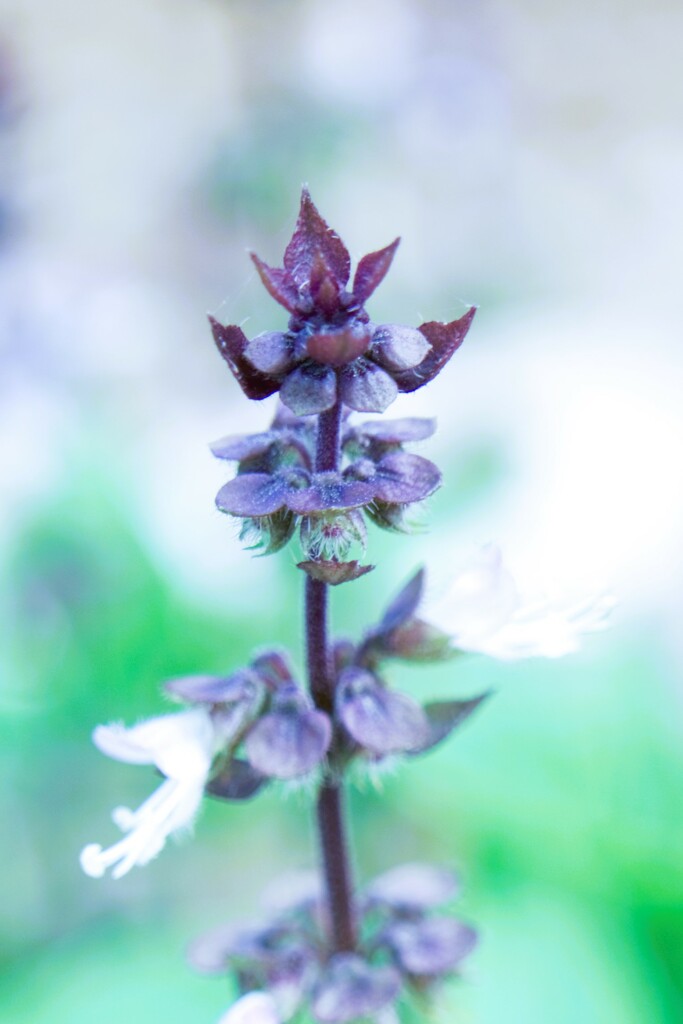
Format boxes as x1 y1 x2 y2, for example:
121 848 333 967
80 777 204 879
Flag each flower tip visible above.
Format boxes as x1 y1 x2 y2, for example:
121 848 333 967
79 843 106 878
111 805 135 830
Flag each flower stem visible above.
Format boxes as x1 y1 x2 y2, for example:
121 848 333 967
316 781 356 952
305 398 356 953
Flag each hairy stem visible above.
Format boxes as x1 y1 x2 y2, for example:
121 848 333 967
305 398 356 952
316 782 356 953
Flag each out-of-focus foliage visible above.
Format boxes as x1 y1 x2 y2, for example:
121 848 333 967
1 0 682 1021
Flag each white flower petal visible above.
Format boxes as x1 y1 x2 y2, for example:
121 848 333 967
93 708 216 779
426 546 615 662
81 707 219 880
424 544 521 645
80 776 205 879
218 992 281 1024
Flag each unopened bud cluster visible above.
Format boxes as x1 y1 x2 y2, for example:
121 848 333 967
191 863 475 1024
212 406 442 573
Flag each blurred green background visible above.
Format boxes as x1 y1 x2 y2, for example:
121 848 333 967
1 1 682 1022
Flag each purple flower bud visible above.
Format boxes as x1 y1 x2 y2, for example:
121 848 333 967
371 324 431 372
386 917 478 977
245 332 294 376
339 359 398 413
299 510 367 563
280 363 338 416
311 954 401 1024
365 863 459 911
336 668 428 755
246 687 331 780
306 325 371 368
206 759 268 802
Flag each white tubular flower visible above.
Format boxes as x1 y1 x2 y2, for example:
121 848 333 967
424 545 615 661
80 707 219 880
218 992 281 1024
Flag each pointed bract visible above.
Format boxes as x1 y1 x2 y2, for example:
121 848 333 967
210 316 280 400
250 253 300 312
284 189 351 290
352 238 400 304
309 252 342 317
393 307 476 393
297 559 375 585
379 568 425 634
380 618 453 662
411 693 492 754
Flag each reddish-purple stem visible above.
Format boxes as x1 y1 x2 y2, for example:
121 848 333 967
305 397 356 953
